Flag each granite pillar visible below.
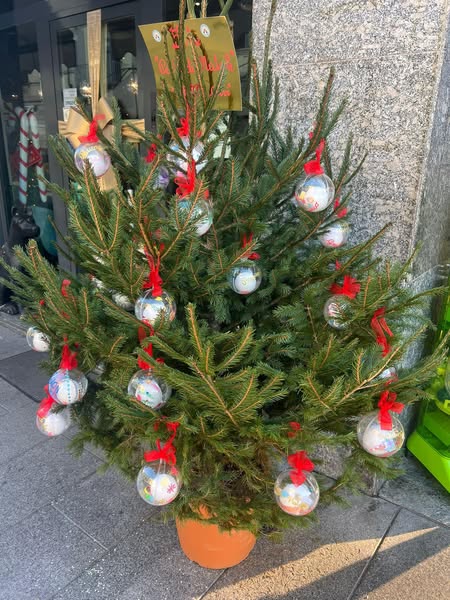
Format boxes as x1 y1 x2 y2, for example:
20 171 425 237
252 0 450 480
252 0 450 269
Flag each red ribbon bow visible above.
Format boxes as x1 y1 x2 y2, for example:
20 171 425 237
304 139 325 176
37 385 57 418
78 114 105 144
143 421 180 466
242 233 260 261
330 275 361 299
377 390 404 430
143 247 164 298
175 160 196 197
144 438 177 466
371 308 393 357
61 279 71 298
287 451 315 486
59 340 78 370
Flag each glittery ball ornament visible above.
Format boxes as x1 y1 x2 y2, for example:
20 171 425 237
74 142 111 178
137 461 181 506
128 369 172 410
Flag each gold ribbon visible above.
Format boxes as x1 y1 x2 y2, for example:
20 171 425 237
57 10 145 191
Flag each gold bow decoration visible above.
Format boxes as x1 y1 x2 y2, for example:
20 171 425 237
57 10 145 191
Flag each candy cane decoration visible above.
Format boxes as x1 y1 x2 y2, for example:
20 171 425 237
15 106 29 205
14 107 47 205
28 111 47 203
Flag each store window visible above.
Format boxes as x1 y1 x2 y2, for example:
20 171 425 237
0 22 56 260
55 16 139 123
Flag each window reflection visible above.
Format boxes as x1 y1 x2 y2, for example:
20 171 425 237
0 22 56 260
57 17 138 121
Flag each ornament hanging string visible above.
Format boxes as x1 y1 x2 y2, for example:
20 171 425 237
137 324 164 370
143 422 180 465
330 275 361 299
143 246 164 297
242 233 260 261
59 340 78 370
78 114 105 144
176 106 201 139
175 160 196 197
378 390 404 430
304 139 326 176
371 307 393 357
145 143 157 163
334 198 348 219
287 421 301 439
61 279 71 298
287 450 314 486
37 385 57 418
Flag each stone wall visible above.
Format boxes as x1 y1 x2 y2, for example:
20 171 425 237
252 0 450 271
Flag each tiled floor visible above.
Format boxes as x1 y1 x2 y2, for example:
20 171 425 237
0 321 448 600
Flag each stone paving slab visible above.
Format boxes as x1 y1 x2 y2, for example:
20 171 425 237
0 349 49 401
351 509 450 600
0 435 102 532
203 496 399 600
0 401 47 465
51 519 224 600
0 505 106 600
379 456 450 527
0 376 38 410
0 323 28 360
53 467 152 550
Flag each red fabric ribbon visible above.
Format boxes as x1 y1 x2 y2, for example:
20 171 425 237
39 299 45 306
137 324 155 370
78 114 105 144
37 385 57 418
143 247 163 297
287 421 301 438
61 279 71 298
330 275 361 299
166 421 180 435
176 107 201 138
143 421 180 465
287 450 315 486
304 139 325 176
145 143 157 163
177 117 190 138
377 390 404 430
242 233 261 261
175 160 196 197
144 438 177 465
334 198 348 218
371 308 393 357
59 342 78 370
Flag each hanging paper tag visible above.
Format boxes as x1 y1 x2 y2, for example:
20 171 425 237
139 16 242 111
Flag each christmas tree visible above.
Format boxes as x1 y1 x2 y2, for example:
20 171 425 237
2 0 446 540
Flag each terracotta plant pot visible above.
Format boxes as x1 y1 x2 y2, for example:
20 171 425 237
175 510 256 569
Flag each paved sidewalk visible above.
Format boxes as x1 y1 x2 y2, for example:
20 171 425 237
0 320 449 600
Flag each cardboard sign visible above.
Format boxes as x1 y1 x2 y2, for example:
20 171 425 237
139 16 242 111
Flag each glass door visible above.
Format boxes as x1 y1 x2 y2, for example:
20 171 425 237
50 3 139 131
0 21 55 258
